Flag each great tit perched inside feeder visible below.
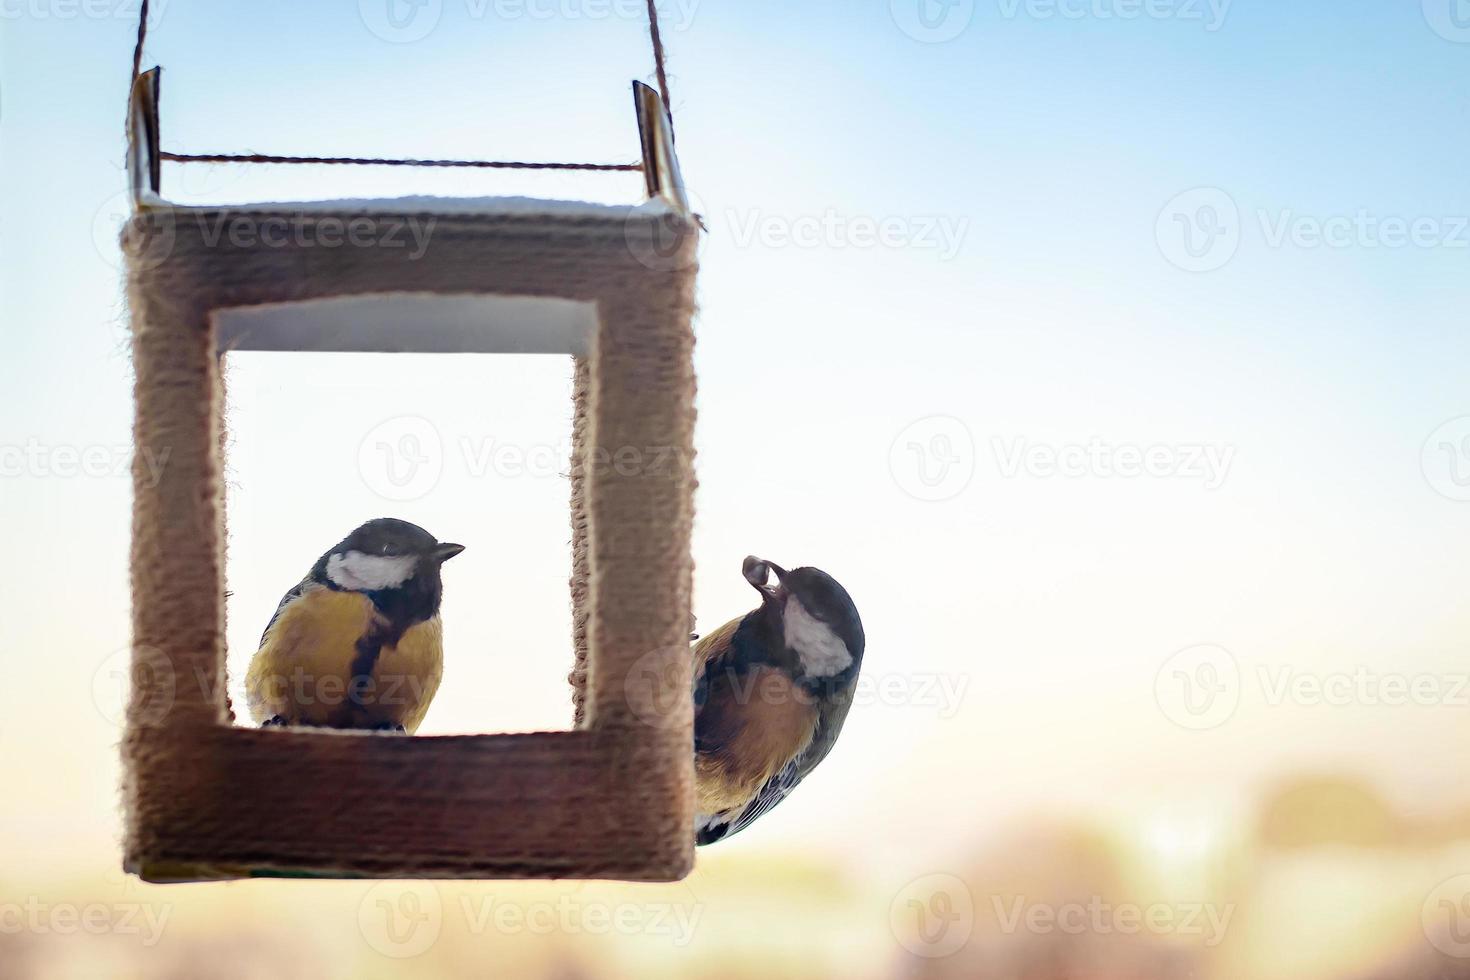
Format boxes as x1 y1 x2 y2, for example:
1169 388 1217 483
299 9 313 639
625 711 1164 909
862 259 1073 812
245 518 464 734
692 556 865 844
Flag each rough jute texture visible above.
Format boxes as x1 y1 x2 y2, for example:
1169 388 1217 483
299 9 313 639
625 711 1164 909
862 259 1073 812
122 200 698 881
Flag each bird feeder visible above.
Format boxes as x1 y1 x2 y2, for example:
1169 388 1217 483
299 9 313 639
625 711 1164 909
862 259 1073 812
120 68 699 882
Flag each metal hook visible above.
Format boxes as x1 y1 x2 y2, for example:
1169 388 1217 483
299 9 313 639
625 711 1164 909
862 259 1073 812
633 80 689 216
127 67 162 209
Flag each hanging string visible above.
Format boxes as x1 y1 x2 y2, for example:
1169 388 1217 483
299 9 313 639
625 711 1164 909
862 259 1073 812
129 0 150 89
644 0 674 137
128 0 677 171
156 152 640 172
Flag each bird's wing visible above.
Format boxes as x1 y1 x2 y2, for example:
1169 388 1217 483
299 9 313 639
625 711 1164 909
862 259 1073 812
697 755 802 846
259 575 314 649
245 576 318 724
692 615 743 715
696 690 855 846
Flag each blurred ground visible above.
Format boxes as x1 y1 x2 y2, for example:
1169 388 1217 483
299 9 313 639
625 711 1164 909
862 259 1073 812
6 774 1470 979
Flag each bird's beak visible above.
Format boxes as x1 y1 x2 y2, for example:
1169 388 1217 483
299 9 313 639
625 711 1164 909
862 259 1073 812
433 543 466 563
743 555 771 588
743 555 787 602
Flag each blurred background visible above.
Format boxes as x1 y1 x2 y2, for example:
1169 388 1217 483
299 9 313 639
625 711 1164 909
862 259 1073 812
5 1 1470 977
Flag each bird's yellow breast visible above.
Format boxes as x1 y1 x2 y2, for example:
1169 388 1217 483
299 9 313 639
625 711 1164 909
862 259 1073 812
245 587 444 733
695 664 818 815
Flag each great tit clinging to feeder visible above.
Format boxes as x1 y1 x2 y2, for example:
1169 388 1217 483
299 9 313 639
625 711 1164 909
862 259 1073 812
693 556 865 845
245 518 464 734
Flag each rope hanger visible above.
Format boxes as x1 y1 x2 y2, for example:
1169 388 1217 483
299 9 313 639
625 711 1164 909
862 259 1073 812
129 0 675 173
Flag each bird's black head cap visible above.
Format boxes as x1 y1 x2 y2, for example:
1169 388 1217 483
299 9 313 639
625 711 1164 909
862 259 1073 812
311 518 465 624
743 555 866 669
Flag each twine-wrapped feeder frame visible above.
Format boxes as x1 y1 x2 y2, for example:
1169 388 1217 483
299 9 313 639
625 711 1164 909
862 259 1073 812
121 69 699 883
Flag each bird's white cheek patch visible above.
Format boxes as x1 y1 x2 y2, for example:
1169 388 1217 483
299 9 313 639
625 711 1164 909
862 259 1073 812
783 597 852 677
326 551 417 591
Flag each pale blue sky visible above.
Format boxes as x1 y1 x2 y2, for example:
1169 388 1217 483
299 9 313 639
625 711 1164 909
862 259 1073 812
3 1 1470 874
